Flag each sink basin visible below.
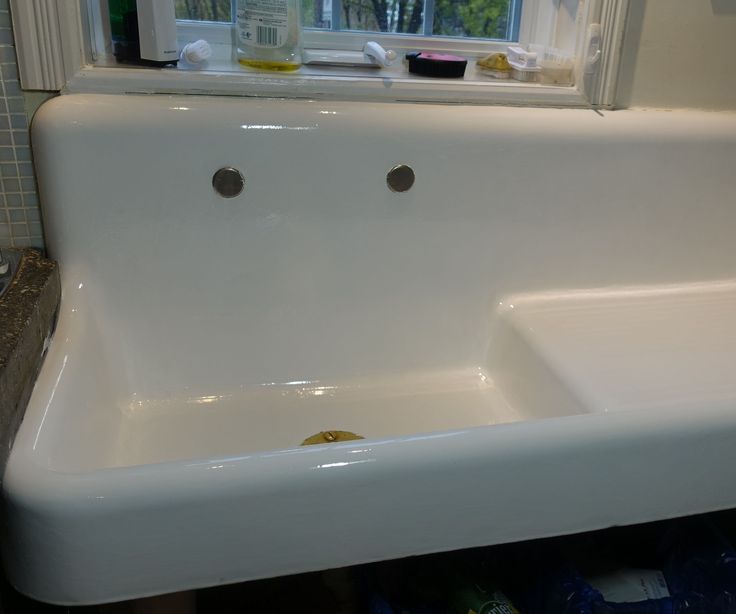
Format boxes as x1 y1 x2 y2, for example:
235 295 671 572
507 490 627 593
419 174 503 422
4 95 736 605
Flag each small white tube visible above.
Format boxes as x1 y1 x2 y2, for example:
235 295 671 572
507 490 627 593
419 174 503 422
363 41 397 67
181 40 213 65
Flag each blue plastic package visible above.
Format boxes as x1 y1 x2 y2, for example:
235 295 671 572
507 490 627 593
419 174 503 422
511 517 736 614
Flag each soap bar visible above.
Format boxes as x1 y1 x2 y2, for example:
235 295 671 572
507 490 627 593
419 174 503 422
406 51 467 78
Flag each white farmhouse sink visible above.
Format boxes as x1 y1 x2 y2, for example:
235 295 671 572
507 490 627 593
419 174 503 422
4 95 736 605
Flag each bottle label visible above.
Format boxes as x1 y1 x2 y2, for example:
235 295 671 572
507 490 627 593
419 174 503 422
237 1 288 48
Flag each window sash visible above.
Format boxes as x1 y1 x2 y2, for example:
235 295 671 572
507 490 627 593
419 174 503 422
177 25 517 57
176 0 536 54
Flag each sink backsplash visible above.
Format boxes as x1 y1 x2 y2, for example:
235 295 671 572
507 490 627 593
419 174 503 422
0 0 42 249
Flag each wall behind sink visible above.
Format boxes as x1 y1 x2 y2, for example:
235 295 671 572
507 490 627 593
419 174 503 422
0 0 734 250
0 0 42 249
616 0 736 111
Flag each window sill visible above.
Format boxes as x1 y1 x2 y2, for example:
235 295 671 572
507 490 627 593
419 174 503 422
66 58 586 107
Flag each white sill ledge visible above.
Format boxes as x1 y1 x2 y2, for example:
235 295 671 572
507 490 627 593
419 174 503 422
66 57 587 106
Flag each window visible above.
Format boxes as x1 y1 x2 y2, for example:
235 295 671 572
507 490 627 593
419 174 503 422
175 0 521 41
175 1 232 22
9 0 630 108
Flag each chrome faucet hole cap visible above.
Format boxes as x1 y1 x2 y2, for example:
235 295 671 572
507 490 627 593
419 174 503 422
212 167 245 198
387 164 415 193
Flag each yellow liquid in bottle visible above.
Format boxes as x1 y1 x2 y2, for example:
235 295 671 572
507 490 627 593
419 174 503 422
238 58 300 72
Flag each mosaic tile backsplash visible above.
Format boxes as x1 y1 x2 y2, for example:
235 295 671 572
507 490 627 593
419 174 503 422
0 0 42 249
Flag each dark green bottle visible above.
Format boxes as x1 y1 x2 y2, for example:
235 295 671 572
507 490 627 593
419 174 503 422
108 0 141 63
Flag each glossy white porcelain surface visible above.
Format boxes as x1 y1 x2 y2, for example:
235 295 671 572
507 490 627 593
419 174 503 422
4 95 736 604
493 281 736 415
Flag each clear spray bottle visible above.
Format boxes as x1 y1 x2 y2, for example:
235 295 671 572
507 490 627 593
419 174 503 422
235 0 302 71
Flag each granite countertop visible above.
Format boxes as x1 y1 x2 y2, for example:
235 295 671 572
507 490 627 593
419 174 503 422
0 249 60 473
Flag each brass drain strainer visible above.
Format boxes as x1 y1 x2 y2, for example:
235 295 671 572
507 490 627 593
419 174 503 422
301 430 364 446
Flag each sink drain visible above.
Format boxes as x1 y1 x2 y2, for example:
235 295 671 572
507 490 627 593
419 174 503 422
301 430 364 445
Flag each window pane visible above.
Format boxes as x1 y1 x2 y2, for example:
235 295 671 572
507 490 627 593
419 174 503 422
172 0 519 39
175 0 232 21
433 0 514 39
338 0 425 33
302 0 331 29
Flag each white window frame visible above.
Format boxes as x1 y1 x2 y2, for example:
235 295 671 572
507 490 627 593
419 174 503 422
9 0 629 108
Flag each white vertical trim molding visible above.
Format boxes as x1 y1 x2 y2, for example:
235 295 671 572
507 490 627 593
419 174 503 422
9 0 86 91
588 0 629 108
